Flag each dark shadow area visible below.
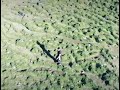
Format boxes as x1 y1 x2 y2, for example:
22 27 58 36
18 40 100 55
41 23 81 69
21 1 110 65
36 41 57 63
68 62 73 68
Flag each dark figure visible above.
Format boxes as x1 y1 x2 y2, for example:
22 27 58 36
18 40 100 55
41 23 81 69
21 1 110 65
56 47 62 65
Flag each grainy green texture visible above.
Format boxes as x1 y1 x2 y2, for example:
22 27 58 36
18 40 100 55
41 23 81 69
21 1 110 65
1 0 119 90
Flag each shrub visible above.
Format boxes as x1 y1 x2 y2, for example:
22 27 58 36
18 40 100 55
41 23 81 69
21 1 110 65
81 77 86 85
96 63 101 68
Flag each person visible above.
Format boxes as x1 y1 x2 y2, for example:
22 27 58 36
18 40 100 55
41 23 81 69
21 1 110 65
80 70 86 76
56 47 62 65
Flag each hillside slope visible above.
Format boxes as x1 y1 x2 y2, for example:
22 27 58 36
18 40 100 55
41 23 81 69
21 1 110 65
1 0 119 90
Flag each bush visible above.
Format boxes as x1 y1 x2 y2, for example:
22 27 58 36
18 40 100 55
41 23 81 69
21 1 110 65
96 63 101 68
81 77 87 85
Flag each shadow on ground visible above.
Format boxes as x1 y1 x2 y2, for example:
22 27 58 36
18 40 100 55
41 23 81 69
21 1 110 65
36 41 57 63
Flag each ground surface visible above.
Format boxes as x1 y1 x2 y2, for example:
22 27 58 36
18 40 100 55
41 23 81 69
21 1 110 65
1 0 119 90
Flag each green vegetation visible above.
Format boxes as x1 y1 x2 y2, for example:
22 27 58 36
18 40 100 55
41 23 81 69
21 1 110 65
1 0 119 90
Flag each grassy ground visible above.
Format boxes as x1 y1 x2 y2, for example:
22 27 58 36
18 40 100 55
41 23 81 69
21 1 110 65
1 0 119 90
